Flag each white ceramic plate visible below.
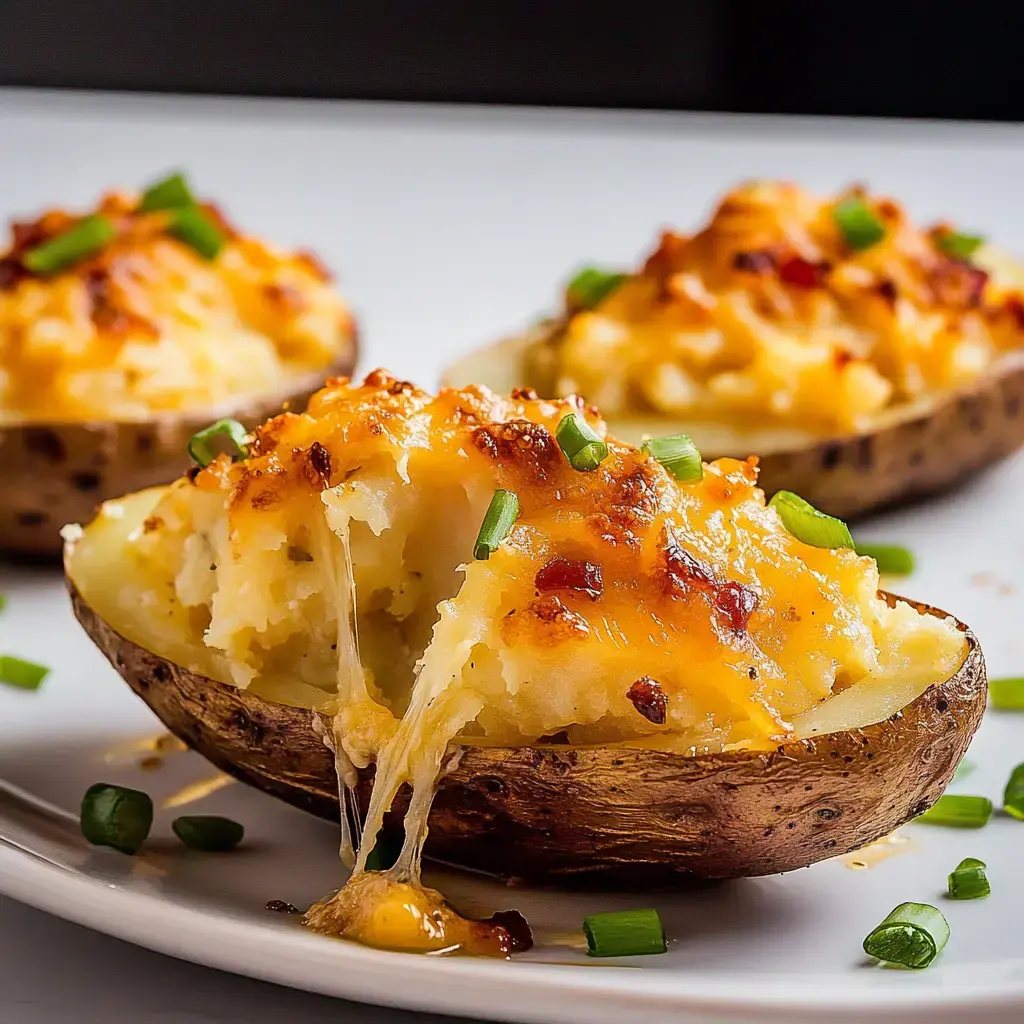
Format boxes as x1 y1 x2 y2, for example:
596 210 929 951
3 454 1024 1024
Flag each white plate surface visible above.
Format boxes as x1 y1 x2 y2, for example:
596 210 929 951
4 89 1024 1024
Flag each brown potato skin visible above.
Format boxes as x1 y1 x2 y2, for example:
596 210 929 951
68 576 986 885
1 347 357 558
444 330 1024 521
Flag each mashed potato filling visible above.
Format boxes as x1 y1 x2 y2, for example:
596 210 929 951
94 372 965 945
0 190 355 423
527 181 1024 435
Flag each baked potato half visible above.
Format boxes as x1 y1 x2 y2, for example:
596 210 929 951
64 373 985 886
445 181 1024 519
0 174 358 556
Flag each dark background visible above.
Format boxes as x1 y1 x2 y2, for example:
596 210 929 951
2 2 1022 121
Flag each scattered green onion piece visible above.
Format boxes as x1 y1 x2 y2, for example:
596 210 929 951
567 267 626 310
833 196 886 252
187 418 249 468
168 206 225 260
642 433 703 482
80 783 153 855
953 758 976 782
556 413 609 472
862 902 949 969
937 231 985 261
22 215 116 276
0 655 50 691
363 830 403 872
582 908 667 958
947 857 990 900
1002 762 1024 820
854 543 914 576
915 794 992 829
138 171 196 212
0 594 7 613
172 815 244 852
768 490 854 550
988 677 1024 710
473 489 520 560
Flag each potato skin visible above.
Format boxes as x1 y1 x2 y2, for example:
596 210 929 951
445 330 1024 521
68 574 986 885
1 349 357 558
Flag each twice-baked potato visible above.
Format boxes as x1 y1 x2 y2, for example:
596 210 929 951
446 181 1024 519
1 173 358 556
65 372 985 895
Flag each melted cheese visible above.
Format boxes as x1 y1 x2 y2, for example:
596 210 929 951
525 181 1024 434
98 371 966 953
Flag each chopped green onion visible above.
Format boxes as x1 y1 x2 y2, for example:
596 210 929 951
567 267 626 310
139 171 196 212
80 783 153 855
474 489 520 560
22 215 116 276
937 231 985 261
556 413 609 472
947 857 990 900
172 815 244 852
989 677 1024 710
0 655 50 691
863 902 949 969
915 794 992 828
168 206 225 260
642 433 703 482
768 490 854 550
0 595 6 613
582 908 667 957
187 418 249 468
1002 763 1024 820
855 543 914 576
363 830 403 871
834 196 886 252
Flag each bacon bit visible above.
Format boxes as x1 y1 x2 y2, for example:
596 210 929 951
732 250 776 274
1006 295 1024 331
84 266 158 337
250 489 281 511
472 420 560 481
642 230 687 279
833 349 854 370
930 260 988 309
142 515 164 534
0 257 24 290
779 256 829 289
714 580 760 631
302 441 332 489
661 534 716 593
483 910 534 953
510 386 539 401
876 278 898 305
626 677 668 724
387 379 416 396
501 595 590 647
534 557 604 600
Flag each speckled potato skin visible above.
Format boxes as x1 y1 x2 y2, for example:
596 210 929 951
1 347 357 558
67 576 986 885
445 330 1024 521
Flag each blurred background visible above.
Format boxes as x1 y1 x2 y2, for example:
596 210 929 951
3 1 1024 121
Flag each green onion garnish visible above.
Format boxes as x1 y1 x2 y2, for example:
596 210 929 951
768 490 854 550
168 206 225 260
833 196 886 252
937 231 985 261
0 595 6 613
567 267 626 310
0 655 50 691
915 794 993 828
855 543 914 575
474 489 519 560
1002 763 1024 820
556 413 609 472
642 433 703 482
80 783 154 855
187 418 249 468
172 815 244 852
862 902 949 969
582 908 667 958
947 857 990 900
989 677 1024 710
22 215 116 276
139 171 196 212
364 830 403 871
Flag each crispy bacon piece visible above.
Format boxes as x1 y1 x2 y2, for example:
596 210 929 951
929 260 988 309
714 581 760 632
483 910 534 953
732 250 776 274
779 256 830 289
307 441 332 488
534 557 604 600
626 677 668 724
